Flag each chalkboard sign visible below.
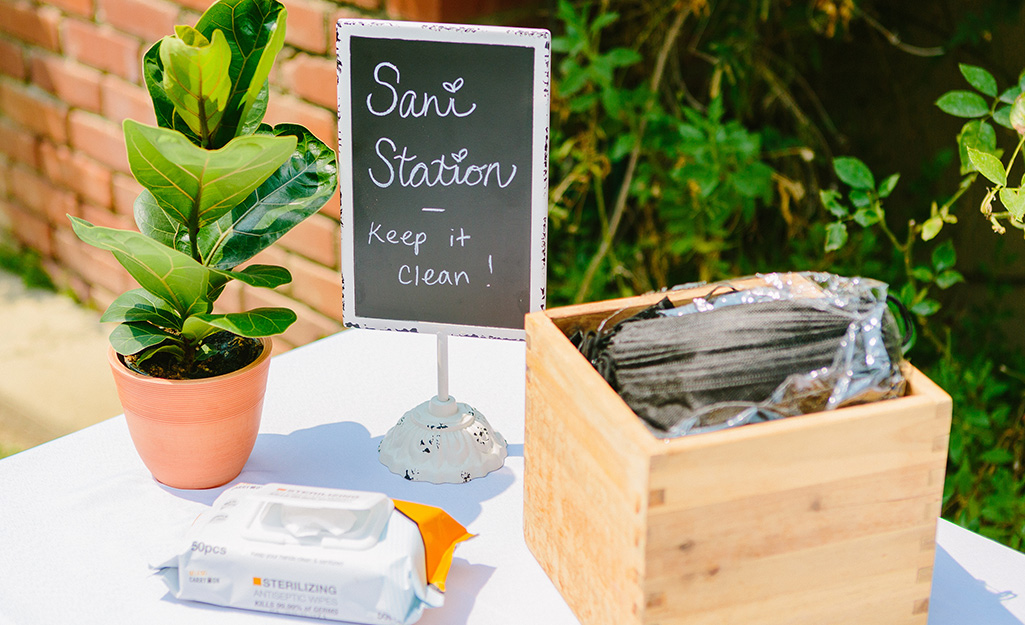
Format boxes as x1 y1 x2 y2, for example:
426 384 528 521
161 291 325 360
336 20 550 340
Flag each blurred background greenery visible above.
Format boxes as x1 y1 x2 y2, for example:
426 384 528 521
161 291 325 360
543 0 1025 549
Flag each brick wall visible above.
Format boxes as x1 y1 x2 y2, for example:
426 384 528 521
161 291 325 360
0 0 527 353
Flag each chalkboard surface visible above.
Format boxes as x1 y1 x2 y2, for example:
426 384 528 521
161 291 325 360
337 21 550 339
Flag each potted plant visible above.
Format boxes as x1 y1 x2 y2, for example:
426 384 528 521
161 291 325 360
68 0 337 489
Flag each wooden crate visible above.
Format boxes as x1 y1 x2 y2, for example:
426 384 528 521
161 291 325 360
523 277 951 625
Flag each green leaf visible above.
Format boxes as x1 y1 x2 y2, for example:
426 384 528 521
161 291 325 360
213 263 291 289
849 188 872 208
911 266 934 281
198 124 337 269
957 120 997 174
142 41 201 144
998 187 1025 221
603 47 642 68
819 190 848 218
936 90 990 118
182 307 296 340
932 239 957 271
911 299 941 317
1010 94 1025 135
109 322 177 356
159 27 232 142
852 205 882 227
825 221 848 252
877 173 900 198
993 105 1013 129
196 0 287 147
101 288 182 330
731 161 773 200
959 64 998 97
999 84 1022 104
980 448 1014 465
935 270 965 289
124 119 297 234
921 216 943 241
69 217 212 318
968 147 1007 186
833 156 875 189
134 189 189 255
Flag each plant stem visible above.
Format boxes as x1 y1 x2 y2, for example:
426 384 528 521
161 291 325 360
574 5 690 303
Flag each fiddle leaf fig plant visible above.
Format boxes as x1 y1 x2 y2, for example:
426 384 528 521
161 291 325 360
69 0 337 379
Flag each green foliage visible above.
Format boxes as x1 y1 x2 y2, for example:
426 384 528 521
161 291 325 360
69 0 337 378
548 0 1025 551
0 240 55 292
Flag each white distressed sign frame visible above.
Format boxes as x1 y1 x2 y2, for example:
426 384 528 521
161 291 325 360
336 19 550 340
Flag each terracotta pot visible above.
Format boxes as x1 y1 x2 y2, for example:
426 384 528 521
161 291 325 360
107 338 272 490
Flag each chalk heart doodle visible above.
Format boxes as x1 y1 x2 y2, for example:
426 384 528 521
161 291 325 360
451 148 468 163
442 77 464 93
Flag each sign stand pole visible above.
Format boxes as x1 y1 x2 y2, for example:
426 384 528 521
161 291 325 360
378 333 508 483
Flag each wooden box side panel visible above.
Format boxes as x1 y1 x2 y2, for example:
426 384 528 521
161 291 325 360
642 367 951 625
643 525 936 625
523 311 654 625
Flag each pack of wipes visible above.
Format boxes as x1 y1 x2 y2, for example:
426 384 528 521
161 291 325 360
154 483 472 624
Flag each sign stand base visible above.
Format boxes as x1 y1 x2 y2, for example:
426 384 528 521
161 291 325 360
378 396 507 483
378 334 507 483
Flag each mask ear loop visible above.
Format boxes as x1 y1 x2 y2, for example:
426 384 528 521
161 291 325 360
886 294 916 355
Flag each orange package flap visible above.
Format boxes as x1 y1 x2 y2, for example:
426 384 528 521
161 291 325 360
394 499 474 592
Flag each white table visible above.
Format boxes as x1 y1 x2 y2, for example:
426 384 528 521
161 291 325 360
0 329 1021 624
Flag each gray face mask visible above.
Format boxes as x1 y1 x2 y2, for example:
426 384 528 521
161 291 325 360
572 274 910 438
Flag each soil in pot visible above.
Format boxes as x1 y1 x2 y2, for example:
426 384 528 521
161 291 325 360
122 332 262 380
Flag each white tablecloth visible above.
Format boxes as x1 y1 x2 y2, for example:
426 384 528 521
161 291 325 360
0 329 1022 624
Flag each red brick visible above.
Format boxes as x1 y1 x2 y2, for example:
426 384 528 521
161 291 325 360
0 39 27 80
30 54 103 113
248 242 291 276
3 200 52 256
99 0 179 44
0 118 39 168
0 3 61 51
241 284 341 347
101 75 156 125
62 18 142 82
339 0 379 12
8 164 78 224
282 53 336 109
48 0 96 18
277 212 338 268
264 90 336 148
172 0 215 12
69 110 129 173
0 79 68 142
286 254 341 320
112 173 143 218
319 185 339 218
280 0 330 54
78 239 134 294
81 200 132 230
69 152 114 208
210 280 244 314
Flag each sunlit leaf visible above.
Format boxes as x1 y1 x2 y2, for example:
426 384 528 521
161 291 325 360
159 27 232 141
968 147 1007 186
825 221 847 251
101 288 183 330
109 322 177 356
182 307 296 340
124 119 296 234
959 64 998 97
833 156 874 189
936 90 990 118
199 124 337 269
